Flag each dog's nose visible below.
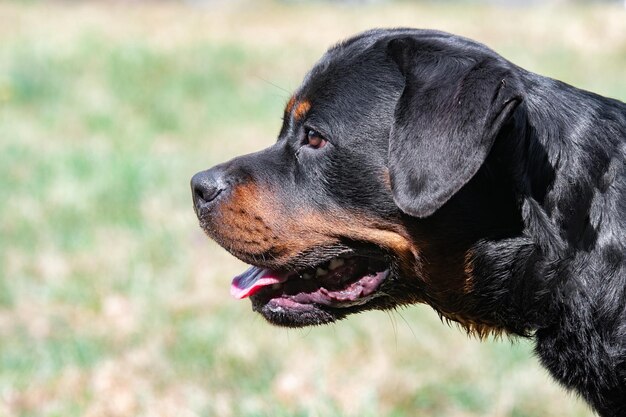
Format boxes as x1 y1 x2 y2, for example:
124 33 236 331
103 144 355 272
191 168 226 210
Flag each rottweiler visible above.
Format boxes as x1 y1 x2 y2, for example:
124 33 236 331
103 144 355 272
191 29 626 416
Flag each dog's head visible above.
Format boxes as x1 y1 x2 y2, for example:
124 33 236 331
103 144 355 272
192 29 524 328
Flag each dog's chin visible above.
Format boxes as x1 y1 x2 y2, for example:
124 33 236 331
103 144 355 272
251 299 343 327
230 254 393 327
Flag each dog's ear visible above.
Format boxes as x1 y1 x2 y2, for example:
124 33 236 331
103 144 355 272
387 37 522 218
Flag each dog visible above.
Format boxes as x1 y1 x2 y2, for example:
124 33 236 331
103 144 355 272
191 29 626 416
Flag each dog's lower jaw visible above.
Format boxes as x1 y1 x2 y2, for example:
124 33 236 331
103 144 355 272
252 299 341 327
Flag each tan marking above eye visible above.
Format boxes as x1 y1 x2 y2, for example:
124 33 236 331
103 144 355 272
294 100 311 120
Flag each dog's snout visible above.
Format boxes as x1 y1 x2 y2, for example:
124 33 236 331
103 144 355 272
191 168 226 210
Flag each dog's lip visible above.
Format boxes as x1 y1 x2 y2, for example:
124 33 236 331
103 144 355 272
269 269 390 308
231 255 390 308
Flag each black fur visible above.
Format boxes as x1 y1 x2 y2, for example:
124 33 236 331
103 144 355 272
192 29 626 415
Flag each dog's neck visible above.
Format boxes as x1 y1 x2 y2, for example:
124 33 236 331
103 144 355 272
417 78 626 337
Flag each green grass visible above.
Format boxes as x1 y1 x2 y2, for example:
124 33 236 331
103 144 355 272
1 1 624 416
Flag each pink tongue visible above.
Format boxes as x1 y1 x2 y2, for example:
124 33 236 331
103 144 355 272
230 266 288 299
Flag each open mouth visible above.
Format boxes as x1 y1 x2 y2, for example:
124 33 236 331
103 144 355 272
231 255 390 325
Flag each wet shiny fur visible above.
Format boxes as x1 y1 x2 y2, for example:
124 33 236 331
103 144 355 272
192 29 626 415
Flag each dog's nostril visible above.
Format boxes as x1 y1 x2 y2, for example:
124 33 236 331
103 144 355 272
191 170 226 208
195 184 223 204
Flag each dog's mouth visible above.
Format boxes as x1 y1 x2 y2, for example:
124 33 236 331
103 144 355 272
231 254 391 327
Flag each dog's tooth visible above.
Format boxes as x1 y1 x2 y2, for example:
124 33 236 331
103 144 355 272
316 267 328 277
302 272 313 280
329 258 345 270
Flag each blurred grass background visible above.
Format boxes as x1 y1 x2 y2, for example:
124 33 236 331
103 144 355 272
0 1 624 416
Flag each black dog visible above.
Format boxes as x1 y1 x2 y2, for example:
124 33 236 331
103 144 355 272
191 29 626 416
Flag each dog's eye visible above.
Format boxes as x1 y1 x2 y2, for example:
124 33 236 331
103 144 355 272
304 129 327 149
